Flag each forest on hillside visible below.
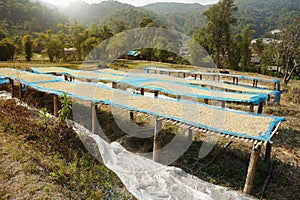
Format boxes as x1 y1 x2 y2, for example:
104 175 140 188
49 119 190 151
0 0 299 83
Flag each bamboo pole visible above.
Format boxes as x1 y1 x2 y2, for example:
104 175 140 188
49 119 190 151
140 88 144 95
153 117 163 162
130 111 134 121
221 101 226 108
9 79 14 97
91 102 97 134
264 142 272 162
243 144 261 194
53 95 59 117
257 102 264 114
249 104 254 112
112 81 117 89
154 91 159 98
19 83 23 99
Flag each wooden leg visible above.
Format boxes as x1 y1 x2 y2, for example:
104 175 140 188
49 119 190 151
188 127 193 142
221 101 226 108
243 144 261 194
154 91 158 98
130 111 134 121
53 95 59 117
19 83 23 99
249 104 254 112
264 142 272 162
112 81 117 89
257 102 264 114
10 79 14 97
140 88 144 95
153 117 163 162
91 103 97 134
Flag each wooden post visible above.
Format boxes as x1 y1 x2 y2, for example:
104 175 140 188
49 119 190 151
183 73 186 78
188 127 193 142
274 82 277 91
243 144 261 194
177 95 181 101
91 103 97 134
140 88 144 95
112 81 117 89
53 95 59 117
236 78 239 85
9 79 14 97
253 80 256 87
199 75 202 80
19 83 23 99
168 71 171 76
264 142 272 162
153 117 163 162
204 99 209 104
130 111 134 121
257 102 264 114
249 104 254 112
233 77 236 84
221 101 226 108
194 74 197 80
154 91 158 98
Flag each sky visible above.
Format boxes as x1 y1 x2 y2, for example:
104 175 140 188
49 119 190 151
42 0 219 7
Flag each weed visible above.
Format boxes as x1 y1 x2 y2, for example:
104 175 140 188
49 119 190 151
39 107 50 128
58 92 72 123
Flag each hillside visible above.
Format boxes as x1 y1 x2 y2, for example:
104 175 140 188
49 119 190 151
0 0 67 37
100 8 163 29
63 1 134 24
142 2 207 14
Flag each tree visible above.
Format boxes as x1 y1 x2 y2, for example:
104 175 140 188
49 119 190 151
138 18 158 28
22 34 33 61
279 19 300 84
240 26 253 71
0 38 15 61
203 0 237 69
81 37 100 58
39 30 64 62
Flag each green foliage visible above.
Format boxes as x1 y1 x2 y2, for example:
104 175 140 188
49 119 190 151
0 38 15 61
39 107 50 127
138 18 158 28
22 34 33 61
58 93 72 123
0 0 67 36
203 0 238 69
240 27 253 71
143 2 206 14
